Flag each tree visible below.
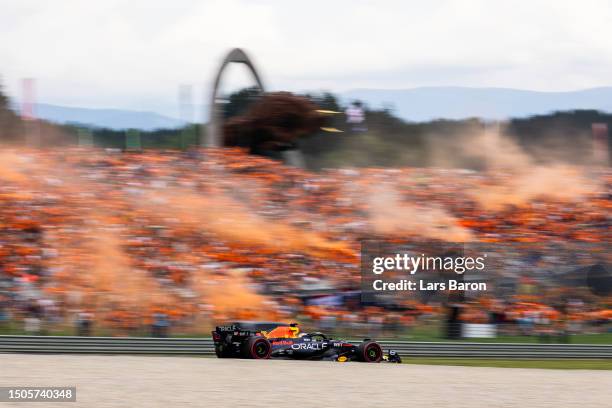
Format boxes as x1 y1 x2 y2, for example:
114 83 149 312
0 78 23 143
223 86 262 119
0 80 9 111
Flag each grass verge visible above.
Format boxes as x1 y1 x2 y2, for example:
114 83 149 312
403 358 612 370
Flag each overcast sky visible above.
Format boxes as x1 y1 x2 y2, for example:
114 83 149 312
1 0 611 119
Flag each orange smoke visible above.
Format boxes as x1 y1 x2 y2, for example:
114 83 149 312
193 268 271 319
142 187 355 260
367 184 473 242
462 130 600 210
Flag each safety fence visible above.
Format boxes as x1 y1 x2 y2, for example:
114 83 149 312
1 336 612 358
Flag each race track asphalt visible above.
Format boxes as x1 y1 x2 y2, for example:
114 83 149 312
1 354 610 407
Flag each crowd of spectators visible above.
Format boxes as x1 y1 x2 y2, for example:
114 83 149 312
0 147 609 338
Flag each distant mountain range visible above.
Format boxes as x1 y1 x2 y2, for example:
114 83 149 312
27 87 612 130
34 103 188 131
341 86 612 121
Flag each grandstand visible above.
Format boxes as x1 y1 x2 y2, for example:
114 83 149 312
0 147 609 339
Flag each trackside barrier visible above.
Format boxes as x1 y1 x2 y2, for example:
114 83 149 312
1 336 612 358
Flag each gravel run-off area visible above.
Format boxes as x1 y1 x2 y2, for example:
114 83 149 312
1 354 611 408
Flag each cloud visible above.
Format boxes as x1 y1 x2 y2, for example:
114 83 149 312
1 0 611 117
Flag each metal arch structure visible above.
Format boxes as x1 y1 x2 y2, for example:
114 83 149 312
204 48 265 147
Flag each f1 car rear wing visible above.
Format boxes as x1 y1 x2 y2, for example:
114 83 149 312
214 322 289 333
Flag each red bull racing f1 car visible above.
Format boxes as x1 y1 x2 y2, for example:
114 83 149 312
212 322 401 363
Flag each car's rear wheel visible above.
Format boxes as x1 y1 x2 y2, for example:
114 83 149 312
242 336 271 359
357 340 383 362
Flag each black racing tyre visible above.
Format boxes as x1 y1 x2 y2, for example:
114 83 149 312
356 340 383 363
241 336 272 359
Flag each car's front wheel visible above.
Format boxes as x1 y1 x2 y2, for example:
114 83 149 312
356 340 383 362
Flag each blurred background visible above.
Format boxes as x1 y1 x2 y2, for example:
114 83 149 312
0 0 610 343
